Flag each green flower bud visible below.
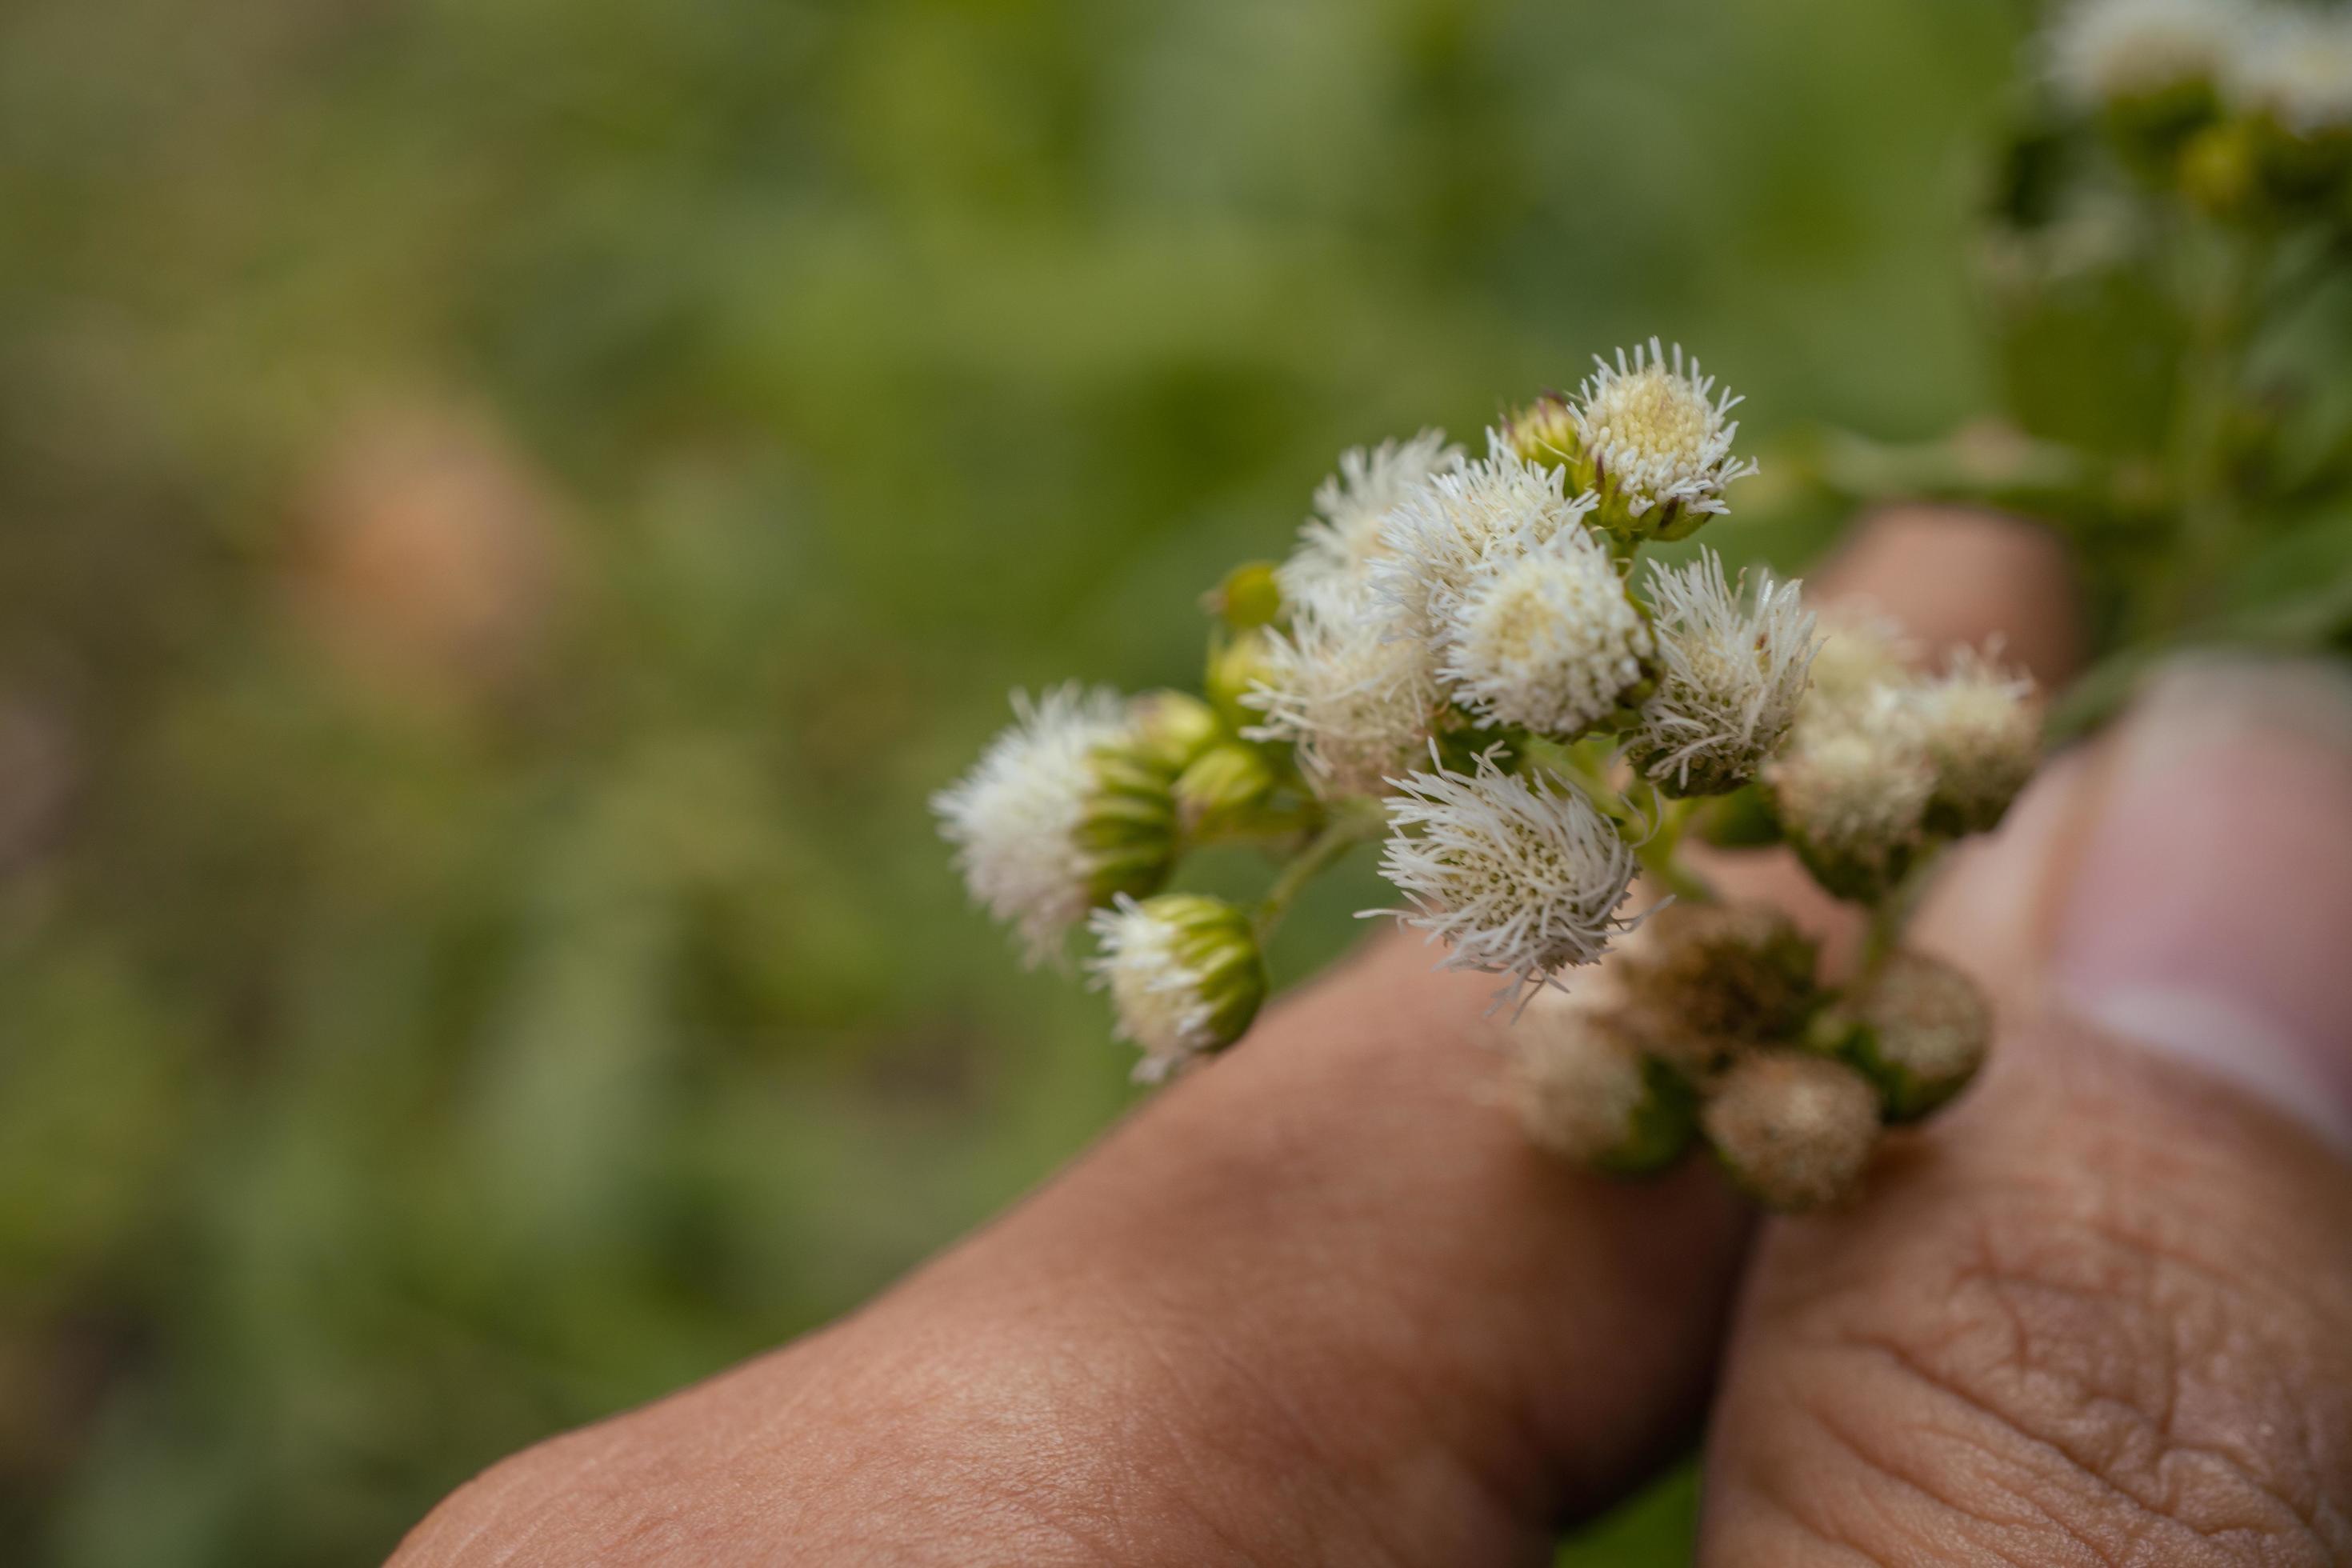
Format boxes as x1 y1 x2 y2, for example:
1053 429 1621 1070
1502 394 1579 472
1172 742 1278 839
1814 951 1991 1122
1126 690 1223 775
2179 117 2262 218
1510 1002 1697 1175
1206 626 1281 736
1089 893 1268 1082
1205 560 1285 630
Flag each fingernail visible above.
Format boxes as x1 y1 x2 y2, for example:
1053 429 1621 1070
2051 656 2352 1151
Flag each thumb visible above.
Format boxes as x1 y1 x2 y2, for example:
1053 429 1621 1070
1698 656 2352 1564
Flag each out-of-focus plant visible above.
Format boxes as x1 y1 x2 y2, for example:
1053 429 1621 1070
1827 0 2352 726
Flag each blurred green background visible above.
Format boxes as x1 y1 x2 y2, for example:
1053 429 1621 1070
0 0 2029 1561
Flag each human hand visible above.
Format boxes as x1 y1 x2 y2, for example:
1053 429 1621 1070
392 510 2352 1566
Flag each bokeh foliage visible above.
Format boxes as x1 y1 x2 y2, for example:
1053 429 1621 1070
0 1 2022 1561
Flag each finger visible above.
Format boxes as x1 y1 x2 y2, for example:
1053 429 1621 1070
392 508 2078 1568
1698 657 2352 1566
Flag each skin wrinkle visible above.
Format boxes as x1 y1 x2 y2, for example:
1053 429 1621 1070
1718 1013 2352 1565
1797 1382 2083 1568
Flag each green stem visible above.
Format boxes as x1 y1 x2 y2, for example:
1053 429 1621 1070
1633 794 1713 906
1252 799 1385 941
1859 846 1943 978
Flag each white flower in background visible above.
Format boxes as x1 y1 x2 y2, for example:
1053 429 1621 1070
1373 747 1641 1001
933 684 1133 965
2048 0 2248 111
1087 894 1266 1083
1371 438 1598 642
1909 646 2041 833
1631 550 1818 795
2227 6 2352 134
1765 689 1936 900
1568 338 1758 538
1802 606 1915 715
1243 579 1442 798
1278 429 1463 602
1437 526 1652 737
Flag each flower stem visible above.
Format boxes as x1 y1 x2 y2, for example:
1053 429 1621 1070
1252 798 1386 941
1633 793 1714 906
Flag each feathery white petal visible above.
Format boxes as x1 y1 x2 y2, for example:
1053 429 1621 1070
933 684 1128 965
1438 528 1652 736
1371 749 1640 1002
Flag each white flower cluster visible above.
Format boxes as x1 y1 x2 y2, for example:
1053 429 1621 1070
1766 620 2040 898
2050 0 2352 134
934 340 2041 1102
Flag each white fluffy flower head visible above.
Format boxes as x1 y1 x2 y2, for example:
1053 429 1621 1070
1372 438 1598 642
1633 550 1819 794
1570 338 1758 534
2228 6 2352 134
1766 690 1935 898
1087 894 1263 1083
1372 747 1641 1002
1909 647 2041 832
933 684 1130 965
1243 579 1441 799
1437 526 1652 737
2049 0 2248 110
1278 429 1462 602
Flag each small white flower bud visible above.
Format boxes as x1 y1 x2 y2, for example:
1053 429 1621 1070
1910 649 2041 835
1564 339 1758 541
1372 748 1641 1001
1764 692 1936 902
1371 438 1599 645
1435 527 1652 738
1510 997 1695 1174
1243 579 1442 800
1703 1052 1882 1212
1088 894 1267 1082
1630 550 1819 796
934 686 1174 965
1278 430 1462 604
1826 951 1993 1122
